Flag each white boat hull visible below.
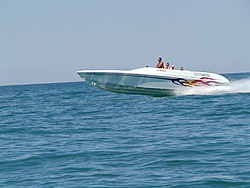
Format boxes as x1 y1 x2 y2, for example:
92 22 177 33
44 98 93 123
76 67 230 96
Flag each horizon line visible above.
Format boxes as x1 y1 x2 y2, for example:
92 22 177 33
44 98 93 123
1 71 250 87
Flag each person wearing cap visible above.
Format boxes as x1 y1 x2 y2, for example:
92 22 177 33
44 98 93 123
171 65 175 70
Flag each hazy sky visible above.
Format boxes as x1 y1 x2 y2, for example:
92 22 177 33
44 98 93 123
1 0 250 85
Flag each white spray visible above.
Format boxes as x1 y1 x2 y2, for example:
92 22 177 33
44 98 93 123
175 77 250 96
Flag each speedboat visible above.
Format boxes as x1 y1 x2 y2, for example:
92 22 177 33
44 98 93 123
76 67 230 96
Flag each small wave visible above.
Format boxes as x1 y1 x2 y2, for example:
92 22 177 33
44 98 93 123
176 77 250 96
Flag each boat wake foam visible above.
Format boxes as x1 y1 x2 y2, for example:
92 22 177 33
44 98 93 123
176 77 250 96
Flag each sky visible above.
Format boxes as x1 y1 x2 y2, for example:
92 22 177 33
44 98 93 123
1 0 250 86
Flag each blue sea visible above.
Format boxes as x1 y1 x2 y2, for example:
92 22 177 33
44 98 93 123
1 72 250 187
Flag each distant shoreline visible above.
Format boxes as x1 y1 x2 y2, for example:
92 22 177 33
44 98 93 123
0 80 82 87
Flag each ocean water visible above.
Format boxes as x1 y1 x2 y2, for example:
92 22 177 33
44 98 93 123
1 72 250 187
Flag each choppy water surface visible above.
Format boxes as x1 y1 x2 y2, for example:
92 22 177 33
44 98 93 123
1 72 250 187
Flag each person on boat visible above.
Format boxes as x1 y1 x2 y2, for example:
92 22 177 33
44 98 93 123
155 57 165 68
180 67 184 71
165 62 170 69
171 65 175 70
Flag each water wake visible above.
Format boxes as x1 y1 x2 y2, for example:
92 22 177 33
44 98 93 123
176 77 250 96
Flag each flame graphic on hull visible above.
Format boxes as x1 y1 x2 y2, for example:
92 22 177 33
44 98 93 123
172 77 220 87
